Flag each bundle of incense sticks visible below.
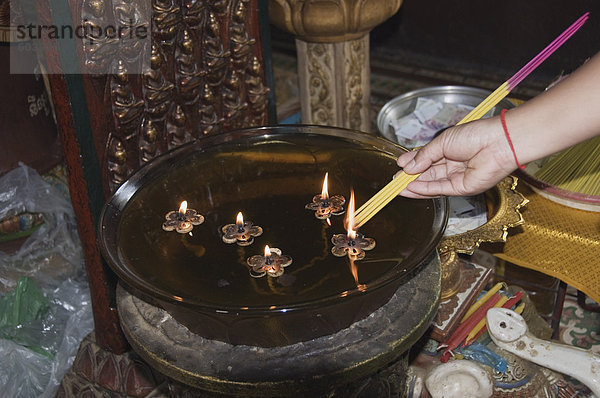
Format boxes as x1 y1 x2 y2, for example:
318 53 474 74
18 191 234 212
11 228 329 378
353 12 590 229
439 283 524 362
534 136 600 196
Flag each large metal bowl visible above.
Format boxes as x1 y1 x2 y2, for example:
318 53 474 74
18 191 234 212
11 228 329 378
377 85 516 145
99 125 448 347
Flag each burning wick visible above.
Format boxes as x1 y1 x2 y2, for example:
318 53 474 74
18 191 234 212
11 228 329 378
221 212 263 246
247 245 292 278
331 190 375 260
305 172 345 223
162 201 205 233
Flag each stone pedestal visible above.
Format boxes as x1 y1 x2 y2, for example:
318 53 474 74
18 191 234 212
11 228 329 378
116 253 441 397
296 36 371 131
268 0 403 133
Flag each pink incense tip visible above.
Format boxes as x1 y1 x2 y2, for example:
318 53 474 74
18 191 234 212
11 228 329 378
507 11 590 91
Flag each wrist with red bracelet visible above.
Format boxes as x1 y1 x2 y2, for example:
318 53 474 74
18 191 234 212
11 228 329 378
500 109 526 170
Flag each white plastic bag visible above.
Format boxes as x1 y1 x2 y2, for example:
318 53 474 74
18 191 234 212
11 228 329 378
0 164 94 397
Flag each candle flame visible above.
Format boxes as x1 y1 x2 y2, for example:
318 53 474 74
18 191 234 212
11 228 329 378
236 212 244 226
346 190 356 239
264 245 271 257
179 201 188 214
321 172 329 200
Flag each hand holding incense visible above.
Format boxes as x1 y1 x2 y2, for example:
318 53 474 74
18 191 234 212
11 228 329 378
356 12 589 228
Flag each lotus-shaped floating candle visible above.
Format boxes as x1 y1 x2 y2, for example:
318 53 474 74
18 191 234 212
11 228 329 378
331 233 376 259
221 212 263 246
305 172 345 223
162 201 205 233
247 245 292 278
331 190 375 259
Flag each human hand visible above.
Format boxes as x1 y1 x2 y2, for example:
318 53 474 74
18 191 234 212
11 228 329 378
396 117 516 198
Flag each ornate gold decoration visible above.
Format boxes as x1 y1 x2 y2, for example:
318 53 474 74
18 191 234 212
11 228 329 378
439 176 528 255
230 0 255 69
139 119 159 163
143 43 174 119
175 29 205 104
182 0 205 28
204 12 230 86
111 60 144 132
222 70 248 130
112 0 146 61
81 0 269 193
107 135 129 188
439 251 461 299
268 0 403 42
209 0 230 16
152 0 181 42
82 0 118 73
490 349 559 397
198 83 224 136
246 56 270 123
438 176 528 299
166 104 190 149
108 60 144 190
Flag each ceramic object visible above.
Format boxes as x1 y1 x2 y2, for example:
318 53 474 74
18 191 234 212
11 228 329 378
487 308 600 396
425 360 493 398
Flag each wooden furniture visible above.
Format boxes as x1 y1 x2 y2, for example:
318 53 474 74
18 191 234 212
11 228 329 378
23 0 274 393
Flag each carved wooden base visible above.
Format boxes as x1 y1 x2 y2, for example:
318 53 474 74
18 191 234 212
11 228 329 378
56 332 216 397
296 35 372 133
57 332 159 397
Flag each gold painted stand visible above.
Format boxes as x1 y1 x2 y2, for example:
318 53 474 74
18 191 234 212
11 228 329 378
268 0 403 132
431 176 528 341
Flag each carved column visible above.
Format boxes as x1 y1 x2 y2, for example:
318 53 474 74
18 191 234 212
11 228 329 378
269 0 403 132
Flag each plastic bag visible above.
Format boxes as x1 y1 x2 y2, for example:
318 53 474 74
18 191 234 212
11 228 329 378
0 276 51 355
0 164 94 397
0 339 52 398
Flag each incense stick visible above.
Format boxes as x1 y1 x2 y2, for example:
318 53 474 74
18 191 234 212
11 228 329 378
534 136 600 195
354 12 589 229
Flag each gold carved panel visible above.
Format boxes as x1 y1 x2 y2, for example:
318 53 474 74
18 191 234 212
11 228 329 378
80 0 270 193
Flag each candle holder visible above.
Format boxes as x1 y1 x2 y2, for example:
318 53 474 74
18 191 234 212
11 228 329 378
305 194 346 220
331 232 375 260
162 202 204 233
305 172 345 221
221 212 263 246
247 247 292 278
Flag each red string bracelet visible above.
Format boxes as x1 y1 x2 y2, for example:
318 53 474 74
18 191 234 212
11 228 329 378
500 109 525 170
